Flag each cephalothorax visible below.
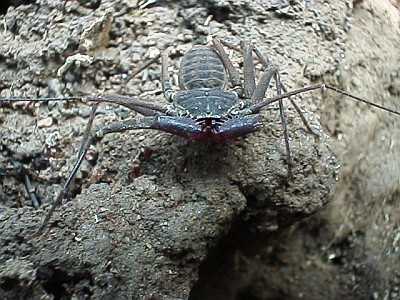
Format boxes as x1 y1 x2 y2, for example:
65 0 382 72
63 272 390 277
158 44 262 142
1 38 398 235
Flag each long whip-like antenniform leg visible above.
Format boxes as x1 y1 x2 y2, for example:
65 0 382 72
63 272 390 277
0 94 170 115
248 84 400 116
0 91 176 237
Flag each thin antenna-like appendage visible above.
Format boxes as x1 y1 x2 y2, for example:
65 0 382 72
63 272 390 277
0 96 90 102
249 83 400 116
245 42 400 118
325 85 400 115
0 95 170 115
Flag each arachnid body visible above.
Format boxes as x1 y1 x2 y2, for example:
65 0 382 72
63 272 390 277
0 38 399 235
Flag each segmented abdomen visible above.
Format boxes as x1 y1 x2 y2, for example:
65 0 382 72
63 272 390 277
179 45 226 90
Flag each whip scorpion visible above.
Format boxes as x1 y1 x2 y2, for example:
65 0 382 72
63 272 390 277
1 38 399 236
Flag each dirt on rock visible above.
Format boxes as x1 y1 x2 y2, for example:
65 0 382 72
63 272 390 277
0 0 399 299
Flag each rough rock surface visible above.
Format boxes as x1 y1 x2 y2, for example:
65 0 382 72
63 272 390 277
0 0 398 299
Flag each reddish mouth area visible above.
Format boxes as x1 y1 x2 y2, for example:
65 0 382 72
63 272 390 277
196 118 226 133
189 118 234 142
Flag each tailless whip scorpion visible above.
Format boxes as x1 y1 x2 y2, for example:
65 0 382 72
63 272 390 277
1 38 399 236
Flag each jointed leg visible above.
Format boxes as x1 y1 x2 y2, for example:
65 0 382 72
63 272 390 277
241 41 294 178
32 110 208 236
218 39 317 137
27 92 175 236
275 73 294 178
212 37 294 177
32 115 163 237
212 38 244 97
251 46 319 136
243 41 256 98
